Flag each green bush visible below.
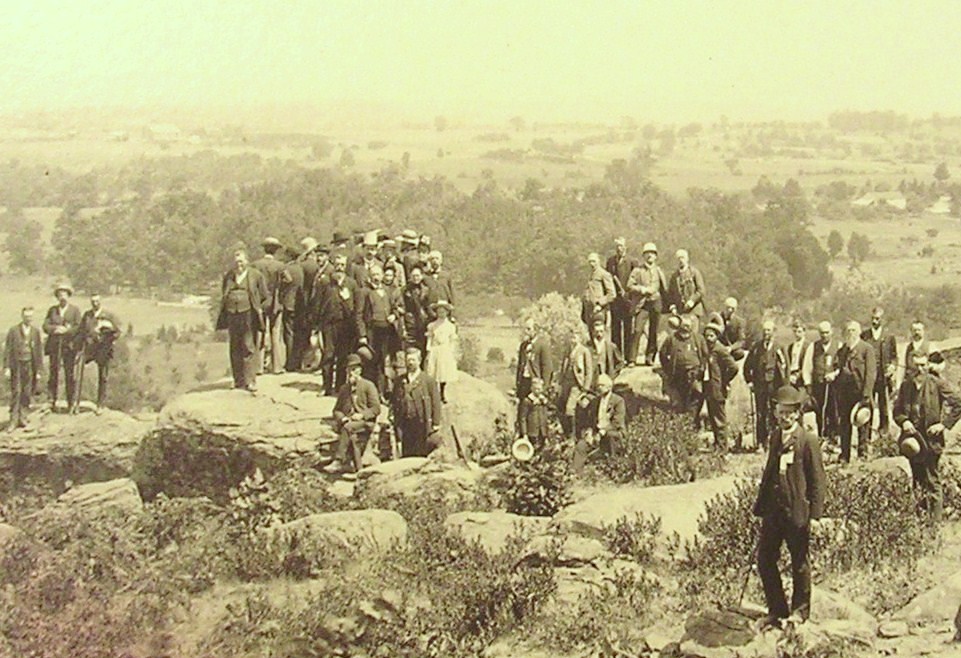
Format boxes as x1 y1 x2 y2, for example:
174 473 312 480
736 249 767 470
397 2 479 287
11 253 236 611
517 292 585 371
597 407 725 485
603 512 662 565
457 333 480 376
486 346 505 363
499 446 573 517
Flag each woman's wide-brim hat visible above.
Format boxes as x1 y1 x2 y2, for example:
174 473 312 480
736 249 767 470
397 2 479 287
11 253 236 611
511 437 534 462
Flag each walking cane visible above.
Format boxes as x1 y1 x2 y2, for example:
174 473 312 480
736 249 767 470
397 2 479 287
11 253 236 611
53 336 63 412
748 389 757 452
820 381 830 438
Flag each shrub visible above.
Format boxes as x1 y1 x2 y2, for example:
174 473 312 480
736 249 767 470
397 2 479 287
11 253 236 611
597 408 725 485
486 346 505 363
602 512 662 565
457 333 480 375
518 292 585 370
499 445 573 517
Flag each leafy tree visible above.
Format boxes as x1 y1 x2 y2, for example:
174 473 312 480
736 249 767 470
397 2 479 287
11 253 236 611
934 161 950 183
5 217 43 274
339 148 355 168
827 230 844 258
847 232 872 265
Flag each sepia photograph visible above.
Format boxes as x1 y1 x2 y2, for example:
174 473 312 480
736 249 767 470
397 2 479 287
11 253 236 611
3 1 961 656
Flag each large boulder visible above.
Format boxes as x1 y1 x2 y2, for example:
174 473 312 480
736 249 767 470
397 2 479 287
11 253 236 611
0 407 150 498
437 371 511 458
444 511 551 554
275 509 408 555
894 567 961 625
133 374 337 501
354 457 490 509
58 477 143 514
552 476 739 557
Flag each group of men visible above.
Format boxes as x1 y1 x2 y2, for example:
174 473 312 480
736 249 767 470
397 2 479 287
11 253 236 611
4 285 120 428
216 228 456 474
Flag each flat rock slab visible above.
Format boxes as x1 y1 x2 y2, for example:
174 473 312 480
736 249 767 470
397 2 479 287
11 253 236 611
58 477 143 514
445 511 551 555
553 476 740 553
0 407 150 497
276 509 408 555
133 374 337 501
354 457 488 508
895 567 961 625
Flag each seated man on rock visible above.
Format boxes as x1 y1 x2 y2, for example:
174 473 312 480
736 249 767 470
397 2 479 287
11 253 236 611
574 374 626 473
325 353 381 475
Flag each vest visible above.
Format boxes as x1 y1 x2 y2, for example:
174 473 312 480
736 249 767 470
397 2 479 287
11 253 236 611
811 340 836 384
224 277 251 313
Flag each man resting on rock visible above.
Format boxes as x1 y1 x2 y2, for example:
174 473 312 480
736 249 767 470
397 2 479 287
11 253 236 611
325 353 381 475
753 385 826 629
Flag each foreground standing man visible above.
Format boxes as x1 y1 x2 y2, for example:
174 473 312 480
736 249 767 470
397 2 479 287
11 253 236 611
78 294 121 412
43 283 82 411
893 350 961 523
5 307 42 429
216 249 268 392
754 385 826 628
393 347 442 457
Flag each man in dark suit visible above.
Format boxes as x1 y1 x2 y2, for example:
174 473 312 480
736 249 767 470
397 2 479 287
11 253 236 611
667 248 707 332
572 373 626 474
893 350 961 523
606 238 636 360
280 251 304 373
394 347 443 457
316 253 360 396
861 307 898 436
295 237 321 371
215 249 268 392
753 385 826 628
402 265 434 359
5 307 43 429
801 321 840 439
720 297 747 360
703 321 740 451
325 353 382 475
582 252 617 329
744 320 788 449
42 283 82 411
251 237 287 375
515 319 554 431
626 242 668 365
77 294 121 413
785 320 809 389
659 315 708 420
830 321 876 463
588 317 624 390
349 232 383 290
427 250 456 309
357 263 403 394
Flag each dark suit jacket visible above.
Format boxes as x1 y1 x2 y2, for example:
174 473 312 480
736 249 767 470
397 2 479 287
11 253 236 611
894 372 961 440
216 268 267 332
705 342 739 401
590 391 626 435
4 324 43 373
394 370 442 433
861 327 898 380
402 281 435 337
516 335 554 389
251 255 286 315
333 377 381 428
349 256 383 290
300 256 320 311
430 269 456 306
720 314 746 353
280 261 304 312
753 425 826 528
743 339 787 389
356 285 403 339
589 337 624 387
606 253 637 302
42 303 82 356
667 266 707 316
316 276 360 326
835 340 876 401
79 309 121 363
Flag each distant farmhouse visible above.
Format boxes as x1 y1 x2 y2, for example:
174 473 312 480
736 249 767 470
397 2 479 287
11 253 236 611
142 124 183 143
851 191 907 210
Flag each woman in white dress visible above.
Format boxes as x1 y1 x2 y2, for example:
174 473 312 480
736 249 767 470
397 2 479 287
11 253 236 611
426 300 458 402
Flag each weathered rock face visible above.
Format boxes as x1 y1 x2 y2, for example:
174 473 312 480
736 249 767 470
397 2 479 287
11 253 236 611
614 366 669 419
435 371 511 459
552 476 739 557
133 374 337 502
444 511 551 555
275 509 408 555
894 567 961 624
58 477 143 514
0 407 150 498
353 457 491 509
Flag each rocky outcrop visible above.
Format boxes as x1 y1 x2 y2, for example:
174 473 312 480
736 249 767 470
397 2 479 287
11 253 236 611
0 407 150 498
58 477 143 514
353 457 490 509
441 372 512 457
552 476 739 557
444 511 551 554
275 509 408 555
133 374 338 501
894 567 961 625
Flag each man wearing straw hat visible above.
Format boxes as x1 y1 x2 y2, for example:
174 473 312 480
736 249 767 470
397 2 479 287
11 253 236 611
893 349 961 523
753 384 826 628
830 321 876 463
42 283 82 411
626 242 668 365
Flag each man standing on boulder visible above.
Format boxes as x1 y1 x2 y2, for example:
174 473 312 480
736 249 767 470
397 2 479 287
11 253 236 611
5 307 42 429
42 283 82 411
625 242 667 365
77 294 121 413
515 319 553 433
831 321 876 463
606 237 636 360
744 320 787 449
754 385 826 628
251 237 287 375
393 347 442 457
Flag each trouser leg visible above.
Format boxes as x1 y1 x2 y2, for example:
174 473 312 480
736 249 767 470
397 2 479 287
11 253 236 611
515 377 532 433
874 379 890 431
321 325 337 394
10 363 24 425
755 387 771 449
97 360 109 407
283 310 297 372
811 382 826 436
707 397 728 449
757 515 790 619
47 351 60 403
785 521 812 618
837 389 856 463
63 350 77 407
369 326 390 394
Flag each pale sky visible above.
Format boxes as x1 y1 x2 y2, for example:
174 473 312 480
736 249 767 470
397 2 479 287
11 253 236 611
2 0 960 124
